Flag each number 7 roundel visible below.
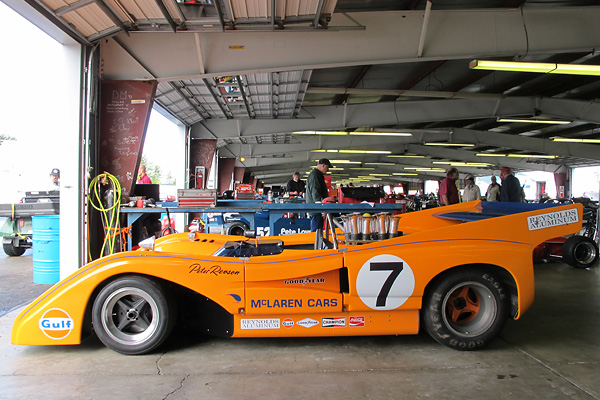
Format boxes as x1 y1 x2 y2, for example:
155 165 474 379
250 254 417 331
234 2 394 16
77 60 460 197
356 254 416 310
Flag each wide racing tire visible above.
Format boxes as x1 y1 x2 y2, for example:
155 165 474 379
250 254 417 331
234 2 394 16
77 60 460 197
226 221 249 236
3 241 26 257
92 275 176 355
562 235 599 269
423 269 508 350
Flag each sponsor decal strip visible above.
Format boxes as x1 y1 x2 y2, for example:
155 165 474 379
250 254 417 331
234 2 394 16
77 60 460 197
240 318 280 329
284 277 325 285
322 317 346 328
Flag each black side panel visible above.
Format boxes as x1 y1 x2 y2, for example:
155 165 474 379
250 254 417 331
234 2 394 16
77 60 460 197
175 286 234 338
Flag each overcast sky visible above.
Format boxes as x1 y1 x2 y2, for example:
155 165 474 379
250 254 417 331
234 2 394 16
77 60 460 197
0 2 181 202
0 2 68 201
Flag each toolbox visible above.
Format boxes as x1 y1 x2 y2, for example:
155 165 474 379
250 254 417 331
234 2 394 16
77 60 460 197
177 189 217 208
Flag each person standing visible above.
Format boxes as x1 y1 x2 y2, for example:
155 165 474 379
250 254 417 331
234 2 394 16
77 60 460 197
306 158 333 232
137 164 152 184
49 168 60 190
485 176 501 202
500 167 522 202
462 176 481 202
439 167 459 206
286 171 305 196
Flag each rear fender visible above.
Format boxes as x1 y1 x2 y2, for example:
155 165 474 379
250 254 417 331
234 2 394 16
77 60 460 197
423 264 522 319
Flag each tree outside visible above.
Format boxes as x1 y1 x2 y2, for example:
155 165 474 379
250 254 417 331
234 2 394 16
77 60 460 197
140 155 175 185
0 134 15 146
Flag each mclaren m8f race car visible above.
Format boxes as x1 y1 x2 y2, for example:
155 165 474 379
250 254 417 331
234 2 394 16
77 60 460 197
12 201 583 355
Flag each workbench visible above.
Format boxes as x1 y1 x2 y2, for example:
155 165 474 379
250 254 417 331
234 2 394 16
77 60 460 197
120 200 404 250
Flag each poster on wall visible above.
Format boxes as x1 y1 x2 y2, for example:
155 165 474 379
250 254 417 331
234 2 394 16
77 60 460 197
98 80 157 198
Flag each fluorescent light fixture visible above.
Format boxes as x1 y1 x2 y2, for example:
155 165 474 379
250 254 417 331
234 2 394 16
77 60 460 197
476 153 506 157
404 167 446 172
349 167 375 170
553 138 600 143
453 162 492 167
313 149 391 154
369 173 392 176
387 154 426 158
498 118 571 125
312 159 362 164
349 131 412 137
415 168 446 172
364 162 395 166
293 131 348 135
470 60 600 76
432 161 492 167
392 173 418 176
338 150 392 154
506 154 558 159
424 143 475 147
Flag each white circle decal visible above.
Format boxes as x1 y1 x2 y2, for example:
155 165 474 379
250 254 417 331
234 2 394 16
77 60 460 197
356 254 415 310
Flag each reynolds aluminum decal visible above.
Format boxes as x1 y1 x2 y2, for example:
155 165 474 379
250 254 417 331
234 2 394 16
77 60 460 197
240 318 280 330
527 209 579 231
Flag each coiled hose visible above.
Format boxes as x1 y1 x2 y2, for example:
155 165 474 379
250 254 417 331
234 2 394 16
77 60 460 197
88 173 122 257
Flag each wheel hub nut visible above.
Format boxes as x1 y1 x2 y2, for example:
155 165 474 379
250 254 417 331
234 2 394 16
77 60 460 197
126 309 139 320
453 297 467 310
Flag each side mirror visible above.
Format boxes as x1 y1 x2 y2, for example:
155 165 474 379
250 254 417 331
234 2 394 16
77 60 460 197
244 230 257 238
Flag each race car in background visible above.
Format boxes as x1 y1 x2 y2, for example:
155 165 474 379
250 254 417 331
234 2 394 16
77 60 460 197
0 191 59 256
12 201 583 355
533 197 598 268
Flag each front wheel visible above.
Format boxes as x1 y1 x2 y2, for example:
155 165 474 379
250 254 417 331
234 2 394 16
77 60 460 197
92 276 176 355
423 269 508 350
562 235 599 269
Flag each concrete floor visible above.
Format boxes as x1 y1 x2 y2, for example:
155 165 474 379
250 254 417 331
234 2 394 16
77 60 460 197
0 254 599 400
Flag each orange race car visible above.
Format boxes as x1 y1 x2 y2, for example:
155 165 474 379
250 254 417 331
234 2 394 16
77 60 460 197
12 201 583 355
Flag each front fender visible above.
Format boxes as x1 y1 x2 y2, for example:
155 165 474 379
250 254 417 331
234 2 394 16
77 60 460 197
12 251 245 346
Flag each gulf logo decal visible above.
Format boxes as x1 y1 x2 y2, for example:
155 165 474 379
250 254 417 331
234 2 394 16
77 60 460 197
38 308 74 340
282 318 294 328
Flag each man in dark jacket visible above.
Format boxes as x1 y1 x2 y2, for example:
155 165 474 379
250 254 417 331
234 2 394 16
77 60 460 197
306 158 333 231
500 167 522 202
286 171 305 196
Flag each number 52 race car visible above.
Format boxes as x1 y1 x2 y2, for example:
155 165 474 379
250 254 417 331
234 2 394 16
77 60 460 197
12 201 583 355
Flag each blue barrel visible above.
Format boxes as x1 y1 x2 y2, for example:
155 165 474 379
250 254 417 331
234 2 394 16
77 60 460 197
32 215 60 284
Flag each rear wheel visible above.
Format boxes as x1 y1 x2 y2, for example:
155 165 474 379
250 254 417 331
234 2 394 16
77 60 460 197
562 235 598 269
423 269 507 350
3 241 26 257
92 276 176 355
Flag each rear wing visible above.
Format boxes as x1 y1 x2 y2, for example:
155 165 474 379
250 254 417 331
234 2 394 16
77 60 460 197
398 201 583 246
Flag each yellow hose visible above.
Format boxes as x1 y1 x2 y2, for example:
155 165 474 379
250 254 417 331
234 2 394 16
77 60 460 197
88 173 122 258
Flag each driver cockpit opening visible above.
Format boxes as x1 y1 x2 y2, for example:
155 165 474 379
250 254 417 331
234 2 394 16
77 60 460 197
213 238 284 257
